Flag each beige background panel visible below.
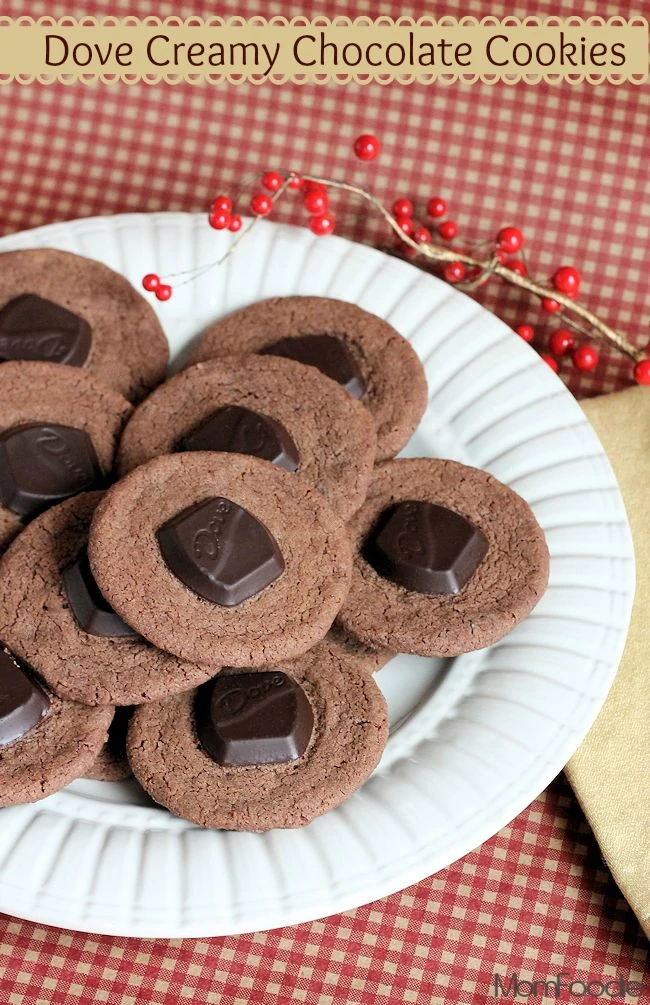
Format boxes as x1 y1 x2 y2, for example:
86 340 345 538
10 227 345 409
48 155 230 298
0 18 645 81
567 386 650 939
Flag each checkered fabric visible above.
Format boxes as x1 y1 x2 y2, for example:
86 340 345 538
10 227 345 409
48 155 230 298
0 1 648 1001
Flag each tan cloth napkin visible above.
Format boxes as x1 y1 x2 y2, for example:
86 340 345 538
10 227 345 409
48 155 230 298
566 386 650 939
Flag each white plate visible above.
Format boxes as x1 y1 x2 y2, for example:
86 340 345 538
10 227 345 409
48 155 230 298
0 214 634 937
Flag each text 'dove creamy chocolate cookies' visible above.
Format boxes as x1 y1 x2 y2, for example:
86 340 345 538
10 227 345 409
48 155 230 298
188 296 428 461
87 453 353 668
127 639 389 831
0 493 219 706
117 354 377 521
0 249 169 401
337 458 550 657
0 361 132 553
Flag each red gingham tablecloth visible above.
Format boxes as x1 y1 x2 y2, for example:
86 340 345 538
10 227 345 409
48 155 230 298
0 2 648 1002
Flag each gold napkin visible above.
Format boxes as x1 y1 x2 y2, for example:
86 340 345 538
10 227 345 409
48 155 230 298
566 386 650 939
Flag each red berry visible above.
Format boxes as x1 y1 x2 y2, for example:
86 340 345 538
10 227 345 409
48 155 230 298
549 328 575 356
392 198 414 218
516 324 534 343
444 261 466 283
353 133 381 161
497 226 524 254
507 259 527 277
398 217 414 237
208 210 230 230
414 226 432 244
541 354 559 373
634 358 650 385
303 181 325 194
228 214 242 233
427 197 447 219
288 175 304 190
438 220 458 240
250 193 272 216
542 297 561 313
553 265 581 295
494 249 508 264
309 213 335 236
573 344 599 371
262 171 283 192
155 284 172 302
142 273 160 292
303 189 329 215
211 194 232 214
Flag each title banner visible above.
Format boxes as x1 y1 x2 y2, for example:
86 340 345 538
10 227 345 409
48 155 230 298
0 16 647 85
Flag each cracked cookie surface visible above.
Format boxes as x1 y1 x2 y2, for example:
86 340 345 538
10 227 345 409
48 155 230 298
0 361 132 552
117 353 376 521
0 681 112 807
127 638 389 831
337 458 550 657
0 248 168 401
88 453 353 668
188 296 427 461
84 707 133 781
0 492 217 705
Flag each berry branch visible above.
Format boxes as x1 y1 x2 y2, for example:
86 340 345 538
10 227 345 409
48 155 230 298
142 132 650 386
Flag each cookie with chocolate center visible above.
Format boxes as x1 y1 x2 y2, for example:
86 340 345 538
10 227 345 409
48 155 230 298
0 361 131 553
188 296 428 461
126 639 389 831
337 458 549 656
0 646 112 807
0 492 219 706
0 248 169 401
88 453 353 668
117 354 377 521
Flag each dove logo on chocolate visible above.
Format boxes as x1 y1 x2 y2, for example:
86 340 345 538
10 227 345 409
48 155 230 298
0 423 102 519
261 333 366 399
0 648 50 748
0 294 91 366
180 405 299 472
157 497 284 606
195 670 314 766
365 500 488 595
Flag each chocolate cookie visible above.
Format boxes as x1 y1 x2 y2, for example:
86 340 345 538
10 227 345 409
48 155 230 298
126 638 389 831
337 458 549 657
0 248 168 401
325 624 393 675
0 361 131 552
0 647 112 807
117 354 376 521
188 296 427 460
84 707 133 782
0 492 219 706
88 453 353 668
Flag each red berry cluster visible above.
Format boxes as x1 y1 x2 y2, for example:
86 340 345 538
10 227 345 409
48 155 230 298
496 226 527 277
515 265 601 374
517 323 600 374
391 195 466 279
139 130 650 387
301 182 335 236
208 195 243 234
247 171 336 236
142 273 172 302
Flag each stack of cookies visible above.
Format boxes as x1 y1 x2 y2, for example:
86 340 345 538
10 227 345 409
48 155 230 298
0 249 549 832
